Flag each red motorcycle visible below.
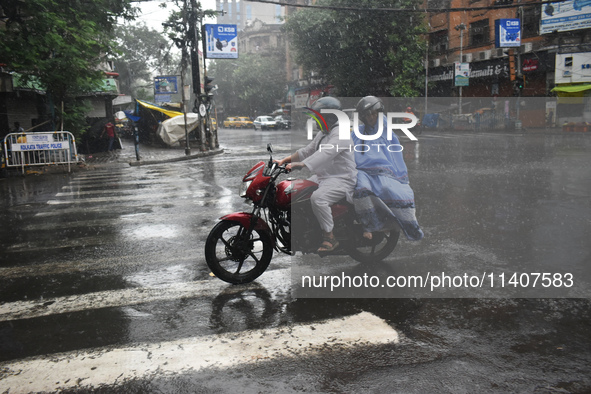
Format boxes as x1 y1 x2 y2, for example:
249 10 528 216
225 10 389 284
205 144 400 284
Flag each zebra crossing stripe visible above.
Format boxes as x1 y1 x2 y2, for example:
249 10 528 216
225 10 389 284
0 267 291 322
0 312 399 393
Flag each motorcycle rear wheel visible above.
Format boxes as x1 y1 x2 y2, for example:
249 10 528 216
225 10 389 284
205 220 273 284
346 228 400 264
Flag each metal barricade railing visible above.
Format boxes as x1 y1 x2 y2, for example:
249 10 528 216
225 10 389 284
3 131 78 174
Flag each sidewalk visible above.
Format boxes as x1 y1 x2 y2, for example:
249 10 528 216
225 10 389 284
82 138 224 168
433 126 571 135
1 139 223 177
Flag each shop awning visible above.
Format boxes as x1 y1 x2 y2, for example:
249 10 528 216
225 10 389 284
551 84 591 94
136 99 183 118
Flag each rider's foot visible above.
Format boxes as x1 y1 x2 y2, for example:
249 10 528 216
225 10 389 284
363 232 373 240
318 236 339 252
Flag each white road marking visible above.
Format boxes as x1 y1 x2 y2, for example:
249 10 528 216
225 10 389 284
60 178 189 188
0 311 398 393
0 268 291 322
55 185 179 197
0 281 218 322
46 191 208 205
0 253 195 280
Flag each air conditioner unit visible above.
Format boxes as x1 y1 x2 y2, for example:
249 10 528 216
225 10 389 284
521 42 533 53
495 48 508 57
479 50 492 60
462 53 472 63
431 58 441 67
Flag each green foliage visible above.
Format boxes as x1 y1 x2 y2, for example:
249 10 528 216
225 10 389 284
209 53 286 116
284 0 427 97
162 0 217 51
233 54 286 115
114 23 176 98
0 0 136 137
60 99 94 136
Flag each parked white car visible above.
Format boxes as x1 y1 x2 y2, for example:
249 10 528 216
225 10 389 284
253 116 278 131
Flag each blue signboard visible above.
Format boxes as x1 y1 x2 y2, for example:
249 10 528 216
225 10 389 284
541 0 591 34
495 19 521 48
204 24 238 59
154 76 178 94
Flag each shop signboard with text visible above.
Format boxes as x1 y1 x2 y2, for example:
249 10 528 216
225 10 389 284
204 24 238 59
541 0 591 34
454 62 470 86
495 19 521 48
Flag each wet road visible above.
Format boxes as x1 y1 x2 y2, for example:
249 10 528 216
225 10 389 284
0 128 590 392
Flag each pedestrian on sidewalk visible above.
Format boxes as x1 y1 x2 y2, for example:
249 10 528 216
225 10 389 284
100 120 117 155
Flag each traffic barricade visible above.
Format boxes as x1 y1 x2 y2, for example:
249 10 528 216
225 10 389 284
3 131 78 174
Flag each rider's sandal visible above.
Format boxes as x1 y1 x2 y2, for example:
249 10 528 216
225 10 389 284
318 237 339 253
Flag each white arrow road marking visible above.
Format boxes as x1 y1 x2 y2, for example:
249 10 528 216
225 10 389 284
0 312 399 393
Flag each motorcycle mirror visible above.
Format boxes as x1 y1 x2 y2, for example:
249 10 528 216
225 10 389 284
267 143 273 153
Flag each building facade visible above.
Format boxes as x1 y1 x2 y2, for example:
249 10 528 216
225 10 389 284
426 0 591 125
215 0 285 31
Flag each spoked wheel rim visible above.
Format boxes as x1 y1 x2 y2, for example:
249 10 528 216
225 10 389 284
205 221 273 284
357 231 391 254
346 227 400 264
220 234 260 274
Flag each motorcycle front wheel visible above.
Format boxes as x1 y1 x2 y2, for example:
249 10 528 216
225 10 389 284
205 220 273 284
346 228 400 264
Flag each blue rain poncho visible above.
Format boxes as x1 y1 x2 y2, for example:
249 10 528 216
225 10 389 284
352 116 424 241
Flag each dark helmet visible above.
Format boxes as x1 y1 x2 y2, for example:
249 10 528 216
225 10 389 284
311 96 342 111
310 96 342 130
356 96 384 124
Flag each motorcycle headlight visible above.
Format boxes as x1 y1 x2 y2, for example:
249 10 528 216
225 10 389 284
239 180 252 197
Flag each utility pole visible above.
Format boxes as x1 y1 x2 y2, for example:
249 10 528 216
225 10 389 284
515 5 523 130
455 23 466 115
188 0 204 152
424 43 429 117
182 0 191 155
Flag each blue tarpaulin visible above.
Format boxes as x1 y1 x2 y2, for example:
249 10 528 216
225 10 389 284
422 113 440 128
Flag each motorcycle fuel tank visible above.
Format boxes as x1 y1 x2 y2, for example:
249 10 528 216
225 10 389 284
275 179 318 209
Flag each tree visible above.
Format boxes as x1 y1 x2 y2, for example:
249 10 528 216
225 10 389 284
0 0 136 137
233 53 286 115
284 0 427 97
113 23 179 100
209 53 286 117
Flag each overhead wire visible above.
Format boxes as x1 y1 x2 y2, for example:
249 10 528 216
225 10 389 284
246 0 568 13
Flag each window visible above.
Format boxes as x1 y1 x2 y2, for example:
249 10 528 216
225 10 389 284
275 5 282 22
522 5 541 38
246 4 252 20
430 30 448 54
470 19 489 47
427 0 451 10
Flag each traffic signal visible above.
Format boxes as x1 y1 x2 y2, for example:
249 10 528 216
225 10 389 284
516 74 525 90
204 77 217 95
513 75 525 96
